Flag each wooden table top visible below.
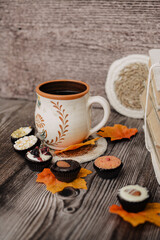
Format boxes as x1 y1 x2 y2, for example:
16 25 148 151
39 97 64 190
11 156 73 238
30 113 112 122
0 98 160 240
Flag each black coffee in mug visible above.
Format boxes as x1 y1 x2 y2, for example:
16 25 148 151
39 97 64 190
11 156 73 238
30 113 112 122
39 80 87 95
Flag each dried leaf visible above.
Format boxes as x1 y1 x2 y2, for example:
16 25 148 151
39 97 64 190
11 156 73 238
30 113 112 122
36 168 92 194
36 168 56 186
98 124 138 141
77 168 92 178
54 137 100 154
109 203 160 227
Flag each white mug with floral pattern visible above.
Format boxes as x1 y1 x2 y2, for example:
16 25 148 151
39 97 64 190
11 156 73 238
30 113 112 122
35 80 110 150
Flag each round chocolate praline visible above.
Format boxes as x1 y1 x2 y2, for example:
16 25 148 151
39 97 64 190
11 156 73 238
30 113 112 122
25 146 52 172
117 185 150 213
11 126 34 143
50 160 81 182
93 156 123 179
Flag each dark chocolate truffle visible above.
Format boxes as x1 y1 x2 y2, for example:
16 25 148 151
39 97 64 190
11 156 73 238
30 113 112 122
50 160 81 182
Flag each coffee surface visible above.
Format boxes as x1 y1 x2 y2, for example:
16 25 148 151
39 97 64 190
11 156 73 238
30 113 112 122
39 81 87 95
44 90 80 95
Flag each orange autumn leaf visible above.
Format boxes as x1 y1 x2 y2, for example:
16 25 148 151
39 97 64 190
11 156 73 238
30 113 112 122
36 168 56 185
109 203 160 227
36 168 92 194
54 137 100 154
98 124 138 141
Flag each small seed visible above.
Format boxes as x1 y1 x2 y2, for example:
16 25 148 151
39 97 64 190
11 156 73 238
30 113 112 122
57 161 70 168
125 189 141 196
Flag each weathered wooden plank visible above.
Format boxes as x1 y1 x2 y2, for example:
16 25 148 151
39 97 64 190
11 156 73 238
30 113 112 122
0 98 160 240
0 99 35 185
1 0 160 100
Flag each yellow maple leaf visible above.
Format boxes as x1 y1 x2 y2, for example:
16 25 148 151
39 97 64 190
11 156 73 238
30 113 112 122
109 203 160 227
36 168 92 194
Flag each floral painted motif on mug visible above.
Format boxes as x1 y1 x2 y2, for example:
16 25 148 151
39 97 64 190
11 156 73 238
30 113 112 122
46 101 69 147
35 113 45 129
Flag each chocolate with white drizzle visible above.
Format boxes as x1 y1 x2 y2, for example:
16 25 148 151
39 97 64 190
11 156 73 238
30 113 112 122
117 185 150 212
25 146 52 172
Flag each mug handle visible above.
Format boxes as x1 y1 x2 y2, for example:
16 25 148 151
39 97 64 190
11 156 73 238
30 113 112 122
87 96 110 137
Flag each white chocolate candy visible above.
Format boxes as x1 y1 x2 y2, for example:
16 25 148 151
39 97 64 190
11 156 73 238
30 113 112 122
118 185 149 202
11 127 32 138
14 135 37 150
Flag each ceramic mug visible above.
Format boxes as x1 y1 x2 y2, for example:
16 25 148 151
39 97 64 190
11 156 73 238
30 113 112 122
35 80 110 150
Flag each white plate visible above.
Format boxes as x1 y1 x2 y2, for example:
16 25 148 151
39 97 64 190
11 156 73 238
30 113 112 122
105 54 149 118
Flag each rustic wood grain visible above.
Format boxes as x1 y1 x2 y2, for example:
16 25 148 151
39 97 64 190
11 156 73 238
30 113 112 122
1 0 160 100
0 98 160 240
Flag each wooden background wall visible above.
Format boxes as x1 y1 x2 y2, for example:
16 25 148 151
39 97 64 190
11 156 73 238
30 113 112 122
0 0 160 100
